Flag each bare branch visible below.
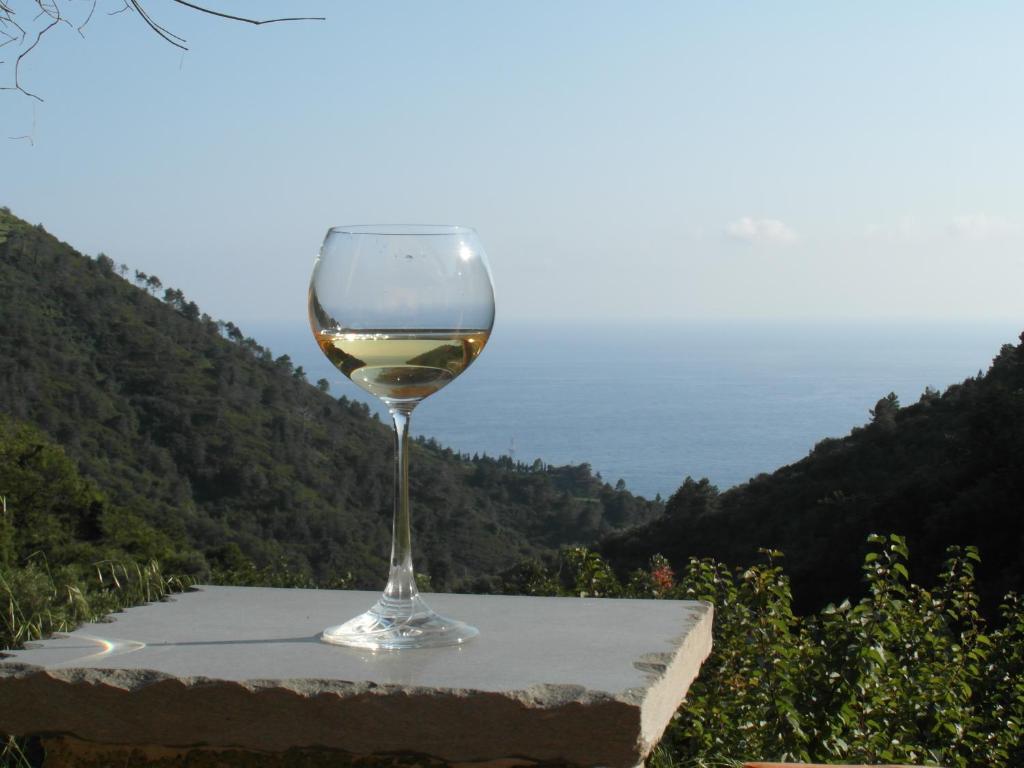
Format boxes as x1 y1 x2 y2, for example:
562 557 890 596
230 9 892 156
0 14 58 101
128 0 188 50
170 0 324 26
76 0 96 37
36 1 76 36
34 0 63 23
2 0 327 102
135 2 188 43
1 13 26 39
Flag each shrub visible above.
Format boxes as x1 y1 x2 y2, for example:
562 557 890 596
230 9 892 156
503 534 1023 767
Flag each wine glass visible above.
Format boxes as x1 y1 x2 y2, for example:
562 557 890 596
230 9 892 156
308 225 495 649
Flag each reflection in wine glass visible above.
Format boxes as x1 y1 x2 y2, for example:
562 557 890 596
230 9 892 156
309 225 495 649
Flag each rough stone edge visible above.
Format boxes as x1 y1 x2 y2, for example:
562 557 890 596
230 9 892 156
0 661 622 709
632 601 714 754
0 672 643 766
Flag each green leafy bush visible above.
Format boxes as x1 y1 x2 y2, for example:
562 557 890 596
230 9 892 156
503 535 1024 767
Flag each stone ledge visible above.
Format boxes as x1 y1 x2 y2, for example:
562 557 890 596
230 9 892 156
0 586 713 767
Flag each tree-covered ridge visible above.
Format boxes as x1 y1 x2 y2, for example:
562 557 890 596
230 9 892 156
602 331 1024 614
0 208 660 588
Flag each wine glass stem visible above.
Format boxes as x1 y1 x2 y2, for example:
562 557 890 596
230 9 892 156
383 407 419 603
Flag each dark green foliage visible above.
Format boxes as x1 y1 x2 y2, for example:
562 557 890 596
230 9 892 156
0 416 194 650
506 537 1024 767
1 557 189 651
0 208 659 590
603 335 1024 614
0 415 192 574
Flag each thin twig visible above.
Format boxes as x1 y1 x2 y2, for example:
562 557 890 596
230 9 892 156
170 0 324 26
33 1 74 34
2 0 328 99
135 2 188 44
77 0 96 37
0 15 58 101
9 101 35 144
34 0 63 23
1 13 26 43
128 0 187 49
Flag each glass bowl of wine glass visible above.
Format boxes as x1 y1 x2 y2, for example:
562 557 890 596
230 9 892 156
308 224 495 650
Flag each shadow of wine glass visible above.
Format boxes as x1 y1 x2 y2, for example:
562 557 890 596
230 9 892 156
42 631 461 686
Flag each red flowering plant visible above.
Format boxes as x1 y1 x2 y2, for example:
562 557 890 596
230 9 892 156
650 554 675 595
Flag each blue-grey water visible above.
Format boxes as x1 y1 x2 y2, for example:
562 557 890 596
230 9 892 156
248 320 1021 500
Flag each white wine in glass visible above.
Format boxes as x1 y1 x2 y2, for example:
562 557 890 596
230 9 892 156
315 329 490 402
308 225 495 650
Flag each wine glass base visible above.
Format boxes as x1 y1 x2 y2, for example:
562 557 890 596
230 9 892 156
321 594 479 650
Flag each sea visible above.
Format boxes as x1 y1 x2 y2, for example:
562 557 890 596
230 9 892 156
247 320 1022 500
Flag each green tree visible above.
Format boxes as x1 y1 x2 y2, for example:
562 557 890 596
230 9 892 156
869 391 900 430
664 477 719 520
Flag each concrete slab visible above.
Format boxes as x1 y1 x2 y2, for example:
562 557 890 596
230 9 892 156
0 586 713 767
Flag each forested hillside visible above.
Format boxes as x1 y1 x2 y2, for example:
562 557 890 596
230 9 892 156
4 206 1021 614
0 209 659 588
602 332 1024 613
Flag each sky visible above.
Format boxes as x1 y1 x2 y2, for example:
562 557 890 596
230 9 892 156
2 1 1023 328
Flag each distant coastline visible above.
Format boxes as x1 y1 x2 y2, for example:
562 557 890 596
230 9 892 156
245 319 1021 499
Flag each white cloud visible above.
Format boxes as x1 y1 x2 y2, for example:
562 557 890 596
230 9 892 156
865 215 926 243
948 213 1014 241
725 217 798 245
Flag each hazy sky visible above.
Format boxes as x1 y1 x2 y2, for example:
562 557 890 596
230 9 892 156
2 1 1022 327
